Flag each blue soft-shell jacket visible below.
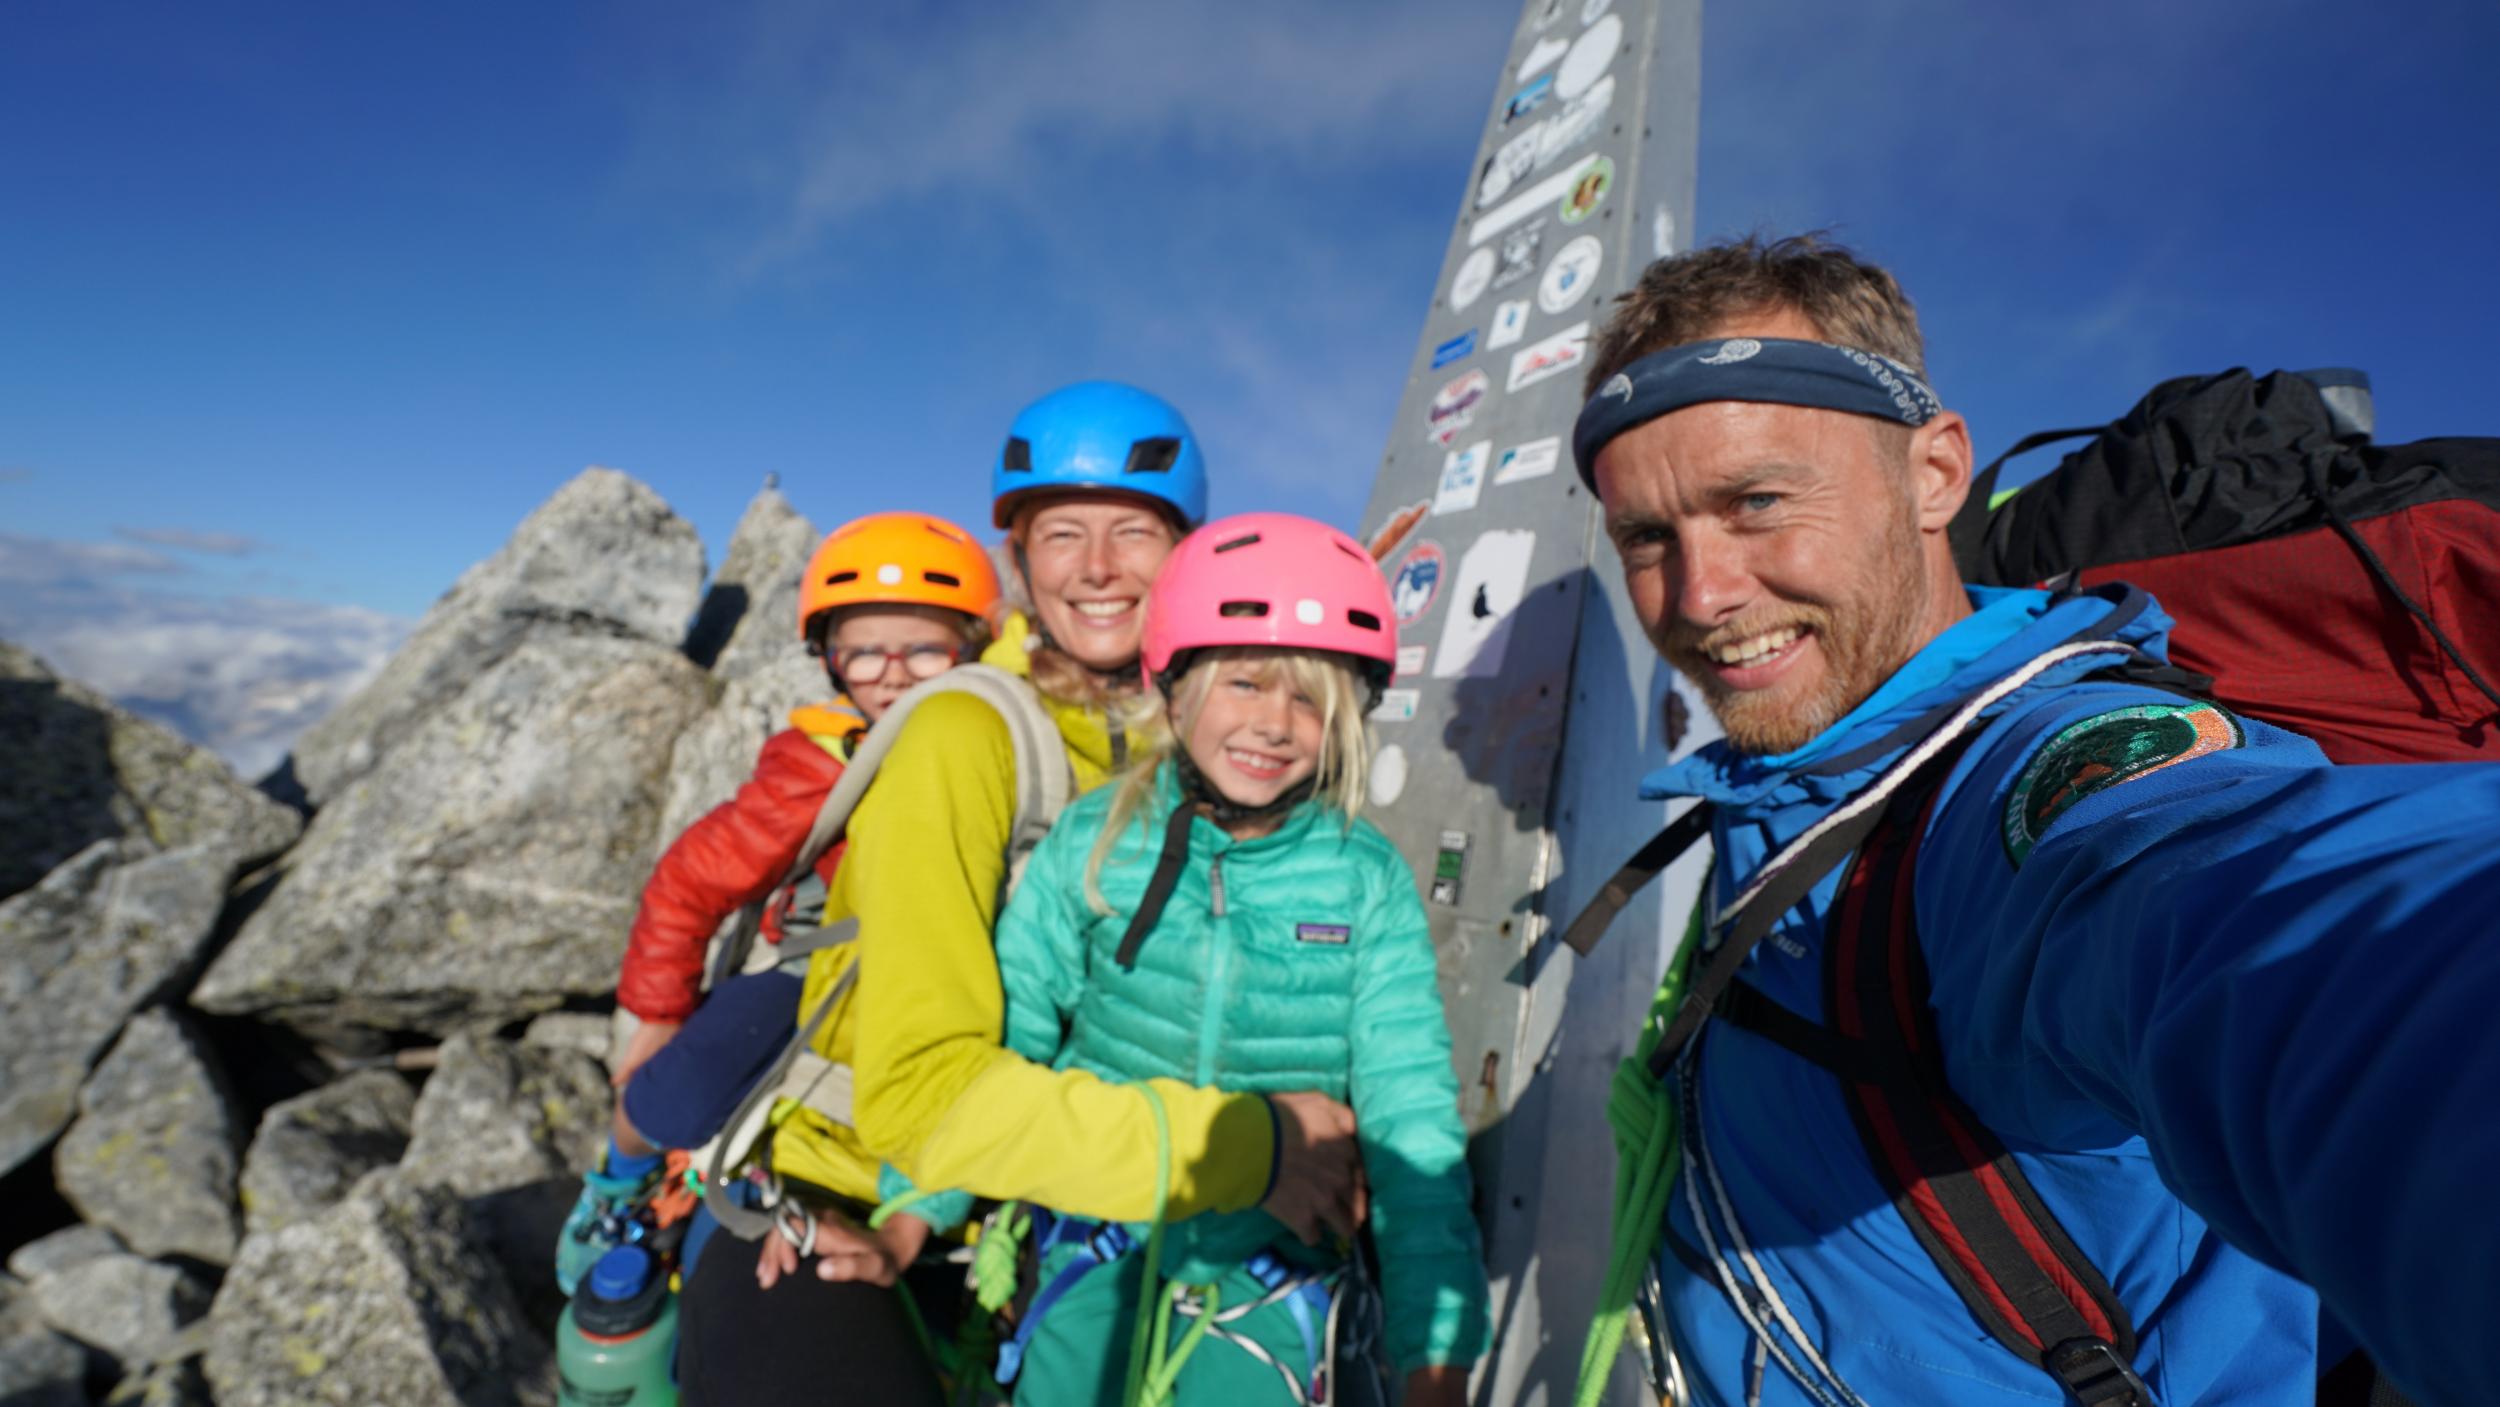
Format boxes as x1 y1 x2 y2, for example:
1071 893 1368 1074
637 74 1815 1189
1643 585 2500 1407
992 762 1491 1375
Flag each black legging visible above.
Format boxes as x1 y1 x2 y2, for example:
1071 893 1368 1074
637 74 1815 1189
676 1226 952 1407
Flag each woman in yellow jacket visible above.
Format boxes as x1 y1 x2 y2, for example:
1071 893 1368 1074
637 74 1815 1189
675 384 1366 1406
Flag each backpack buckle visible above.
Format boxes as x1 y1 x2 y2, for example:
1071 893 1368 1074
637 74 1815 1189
2045 1338 2154 1407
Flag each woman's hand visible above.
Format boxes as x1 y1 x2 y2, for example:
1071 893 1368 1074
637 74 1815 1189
1400 1365 1470 1406
753 1208 923 1291
1260 1091 1367 1245
609 1017 683 1088
815 1213 930 1287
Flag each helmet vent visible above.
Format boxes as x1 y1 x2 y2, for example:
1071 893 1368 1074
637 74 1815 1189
1218 600 1270 618
1211 532 1262 554
1002 437 1033 472
1124 437 1182 476
825 570 860 586
923 571 961 588
1333 541 1366 562
1347 609 1382 632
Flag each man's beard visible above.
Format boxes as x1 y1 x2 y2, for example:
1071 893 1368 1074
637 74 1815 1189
1660 503 1929 756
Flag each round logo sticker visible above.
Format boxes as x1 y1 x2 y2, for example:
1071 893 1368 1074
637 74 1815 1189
1559 155 1613 224
1449 246 1497 311
1557 12 1621 100
1425 371 1489 447
1391 541 1447 624
1538 234 1604 315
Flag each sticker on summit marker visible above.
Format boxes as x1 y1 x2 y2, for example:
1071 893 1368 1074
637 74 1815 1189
1433 440 1491 516
2002 702 2246 865
1431 329 1478 369
1448 246 1496 311
1517 34 1568 81
1558 157 1612 224
1370 689 1419 723
1493 220 1544 290
1433 529 1535 679
1556 13 1621 99
1492 436 1562 485
1503 74 1554 125
1390 541 1447 624
1506 321 1588 391
1538 234 1603 313
1426 369 1488 446
1487 298 1530 349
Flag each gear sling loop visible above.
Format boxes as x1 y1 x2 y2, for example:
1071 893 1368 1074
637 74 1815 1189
1563 638 2159 1407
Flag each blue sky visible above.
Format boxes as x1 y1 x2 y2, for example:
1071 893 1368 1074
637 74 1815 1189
5 0 2495 772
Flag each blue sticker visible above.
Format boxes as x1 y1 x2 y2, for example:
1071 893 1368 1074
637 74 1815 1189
1431 330 1479 369
1504 73 1554 125
1390 541 1446 624
1296 923 1351 946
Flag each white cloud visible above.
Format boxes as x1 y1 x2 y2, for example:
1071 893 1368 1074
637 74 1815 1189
0 531 184 584
0 544 410 781
114 525 266 556
621 0 1508 272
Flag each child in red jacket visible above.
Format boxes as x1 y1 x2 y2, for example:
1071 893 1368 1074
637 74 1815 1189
557 510 1001 1294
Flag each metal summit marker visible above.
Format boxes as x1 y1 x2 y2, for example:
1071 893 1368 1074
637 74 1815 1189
1353 0 1704 1398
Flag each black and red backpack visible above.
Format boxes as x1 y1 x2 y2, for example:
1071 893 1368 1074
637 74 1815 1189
1571 368 2497 1405
1954 366 2500 763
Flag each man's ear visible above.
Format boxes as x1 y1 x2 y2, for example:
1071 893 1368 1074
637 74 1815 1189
1910 410 1974 532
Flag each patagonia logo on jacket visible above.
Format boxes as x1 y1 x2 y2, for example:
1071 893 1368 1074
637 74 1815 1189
1295 923 1351 946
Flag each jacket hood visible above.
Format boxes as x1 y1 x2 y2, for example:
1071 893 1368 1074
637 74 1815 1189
1642 584 2175 814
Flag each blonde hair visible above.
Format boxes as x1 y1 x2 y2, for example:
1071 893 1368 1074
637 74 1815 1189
1083 647 1375 914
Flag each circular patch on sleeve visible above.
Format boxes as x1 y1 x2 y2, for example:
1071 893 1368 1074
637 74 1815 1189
2002 702 2243 865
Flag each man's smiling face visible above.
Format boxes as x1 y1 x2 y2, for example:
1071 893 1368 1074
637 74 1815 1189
1591 308 1969 755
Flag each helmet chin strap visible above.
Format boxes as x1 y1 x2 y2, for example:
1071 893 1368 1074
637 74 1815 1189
1173 747 1316 828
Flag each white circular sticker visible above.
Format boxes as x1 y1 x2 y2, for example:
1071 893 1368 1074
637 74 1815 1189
876 564 904 585
1557 13 1621 100
1538 234 1604 315
1449 247 1496 311
1369 743 1409 808
1295 598 1324 625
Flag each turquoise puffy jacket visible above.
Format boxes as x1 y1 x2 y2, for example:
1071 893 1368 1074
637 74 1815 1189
994 761 1491 1374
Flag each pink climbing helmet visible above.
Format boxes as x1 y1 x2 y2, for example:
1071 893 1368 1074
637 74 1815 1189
1141 512 1398 701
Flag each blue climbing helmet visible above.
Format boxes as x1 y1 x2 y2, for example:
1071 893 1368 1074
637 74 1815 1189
990 381 1208 530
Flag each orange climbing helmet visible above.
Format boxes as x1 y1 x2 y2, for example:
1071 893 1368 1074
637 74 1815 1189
796 511 1002 649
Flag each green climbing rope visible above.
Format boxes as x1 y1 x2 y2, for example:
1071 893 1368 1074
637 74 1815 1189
1571 894 1706 1407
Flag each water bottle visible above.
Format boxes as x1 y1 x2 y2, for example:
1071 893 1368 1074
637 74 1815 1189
557 1244 679 1406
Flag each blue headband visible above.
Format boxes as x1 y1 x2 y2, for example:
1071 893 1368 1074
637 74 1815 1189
1571 337 1942 489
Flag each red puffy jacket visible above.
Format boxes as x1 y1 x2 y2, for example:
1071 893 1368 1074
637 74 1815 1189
616 712 857 1022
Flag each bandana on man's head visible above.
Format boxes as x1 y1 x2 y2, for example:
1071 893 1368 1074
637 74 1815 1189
1571 336 1943 490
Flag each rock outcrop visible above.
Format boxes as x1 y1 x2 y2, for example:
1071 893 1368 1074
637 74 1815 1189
236 1069 416 1238
0 842 237 1180
0 1272 91 1407
202 1172 550 1407
27 1252 213 1372
193 633 708 1036
398 1034 609 1306
53 1009 243 1266
656 485 828 845
7 1224 124 1283
0 641 298 901
287 468 706 804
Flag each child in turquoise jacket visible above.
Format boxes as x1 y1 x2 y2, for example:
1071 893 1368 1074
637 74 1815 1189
985 513 1487 1407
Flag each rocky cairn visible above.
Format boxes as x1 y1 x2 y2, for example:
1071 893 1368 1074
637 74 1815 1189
0 468 826 1405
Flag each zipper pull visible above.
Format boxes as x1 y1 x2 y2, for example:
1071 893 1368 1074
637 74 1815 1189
1208 854 1226 917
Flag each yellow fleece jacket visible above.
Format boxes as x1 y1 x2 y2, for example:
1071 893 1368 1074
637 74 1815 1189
768 625 1276 1220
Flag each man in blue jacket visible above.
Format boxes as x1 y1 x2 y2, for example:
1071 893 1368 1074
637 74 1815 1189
1570 234 2500 1406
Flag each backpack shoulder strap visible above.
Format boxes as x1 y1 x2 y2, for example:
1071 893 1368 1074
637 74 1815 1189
1790 751 2151 1407
775 663 1074 910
